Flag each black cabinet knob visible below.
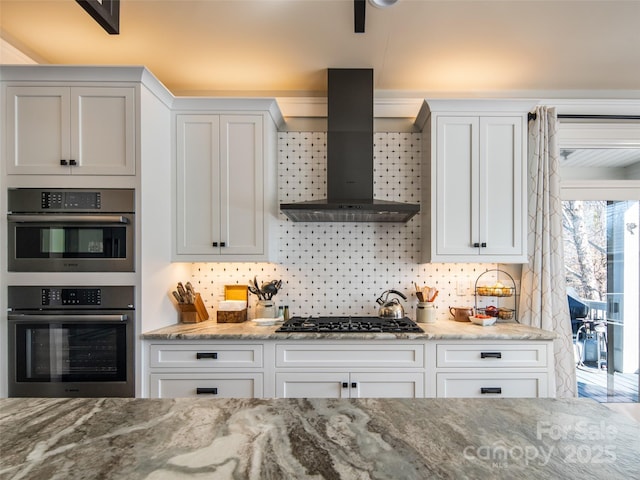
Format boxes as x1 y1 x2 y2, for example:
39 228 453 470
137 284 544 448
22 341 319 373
69 159 77 166
220 242 226 247
473 242 480 248
351 382 357 388
212 242 218 247
481 242 487 248
60 159 68 166
342 382 348 388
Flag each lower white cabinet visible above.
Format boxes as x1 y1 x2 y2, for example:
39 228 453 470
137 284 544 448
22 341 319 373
432 341 555 398
144 338 554 399
146 342 266 398
274 343 425 398
276 372 424 399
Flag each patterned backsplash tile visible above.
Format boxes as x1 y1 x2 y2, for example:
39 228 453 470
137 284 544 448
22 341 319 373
191 131 496 321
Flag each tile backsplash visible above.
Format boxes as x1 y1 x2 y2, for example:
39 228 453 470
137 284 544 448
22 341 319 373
191 131 496 321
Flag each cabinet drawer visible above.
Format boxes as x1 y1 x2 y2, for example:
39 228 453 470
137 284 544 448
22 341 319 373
276 344 424 368
149 344 263 368
437 373 548 398
436 343 547 368
150 373 263 398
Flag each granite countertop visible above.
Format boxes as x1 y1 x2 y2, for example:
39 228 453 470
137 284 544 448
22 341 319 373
141 319 557 341
1 397 637 479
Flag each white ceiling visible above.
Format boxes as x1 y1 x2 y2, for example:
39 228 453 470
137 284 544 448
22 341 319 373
1 0 640 99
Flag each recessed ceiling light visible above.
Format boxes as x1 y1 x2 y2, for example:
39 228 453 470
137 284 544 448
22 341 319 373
369 0 399 8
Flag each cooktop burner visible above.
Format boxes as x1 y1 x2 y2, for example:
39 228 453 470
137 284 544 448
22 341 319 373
275 316 423 333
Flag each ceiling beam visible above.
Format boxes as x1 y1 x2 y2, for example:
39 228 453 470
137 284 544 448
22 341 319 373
354 0 366 33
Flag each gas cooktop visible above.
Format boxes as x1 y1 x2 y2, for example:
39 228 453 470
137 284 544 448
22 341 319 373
275 316 423 333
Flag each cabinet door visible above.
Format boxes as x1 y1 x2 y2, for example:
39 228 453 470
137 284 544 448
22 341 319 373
435 116 479 257
71 87 135 175
6 86 71 175
351 372 424 398
276 372 350 398
433 115 526 262
175 114 221 255
479 116 524 258
175 114 265 258
219 115 264 256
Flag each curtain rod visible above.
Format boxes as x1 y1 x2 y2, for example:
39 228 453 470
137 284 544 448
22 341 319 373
528 113 640 121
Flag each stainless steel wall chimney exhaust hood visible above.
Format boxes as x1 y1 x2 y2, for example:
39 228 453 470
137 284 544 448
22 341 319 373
280 68 420 223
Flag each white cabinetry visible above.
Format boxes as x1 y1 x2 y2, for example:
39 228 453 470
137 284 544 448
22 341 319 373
147 343 265 398
5 85 135 175
174 107 279 261
431 341 555 398
418 100 534 263
275 343 425 398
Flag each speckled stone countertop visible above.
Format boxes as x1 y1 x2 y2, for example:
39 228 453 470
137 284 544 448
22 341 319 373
0 397 637 479
141 319 557 341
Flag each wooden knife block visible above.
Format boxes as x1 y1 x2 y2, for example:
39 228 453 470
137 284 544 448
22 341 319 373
178 293 209 323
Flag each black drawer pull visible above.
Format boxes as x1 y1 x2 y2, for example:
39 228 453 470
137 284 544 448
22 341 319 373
481 242 487 248
196 352 218 360
481 387 502 395
342 382 348 388
480 352 502 359
69 159 77 166
196 387 218 395
351 382 357 388
60 159 68 166
220 242 226 247
473 242 480 248
212 242 218 247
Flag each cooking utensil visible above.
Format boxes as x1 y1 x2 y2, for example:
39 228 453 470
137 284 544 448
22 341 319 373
262 282 278 300
177 282 187 300
172 291 183 304
376 290 407 319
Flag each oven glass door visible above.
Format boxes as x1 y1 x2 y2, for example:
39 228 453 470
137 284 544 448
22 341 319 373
14 224 128 260
14 320 128 383
8 214 134 272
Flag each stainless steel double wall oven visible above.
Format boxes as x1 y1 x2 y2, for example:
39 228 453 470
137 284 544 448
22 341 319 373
6 188 136 397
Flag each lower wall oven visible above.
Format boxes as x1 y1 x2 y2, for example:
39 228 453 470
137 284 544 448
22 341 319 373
8 286 134 397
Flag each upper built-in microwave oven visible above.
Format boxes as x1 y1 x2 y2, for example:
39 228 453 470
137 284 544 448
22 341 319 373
7 188 135 272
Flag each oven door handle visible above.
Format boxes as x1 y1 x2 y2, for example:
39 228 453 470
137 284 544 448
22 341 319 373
7 214 129 224
8 314 129 322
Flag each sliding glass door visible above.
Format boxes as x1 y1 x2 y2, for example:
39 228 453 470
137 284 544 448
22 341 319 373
562 198 639 402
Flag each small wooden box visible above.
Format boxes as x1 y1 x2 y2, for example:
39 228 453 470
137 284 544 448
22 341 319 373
217 309 248 323
178 293 209 323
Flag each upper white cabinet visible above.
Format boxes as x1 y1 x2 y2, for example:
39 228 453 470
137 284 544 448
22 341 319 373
173 102 280 262
5 85 135 175
418 100 534 263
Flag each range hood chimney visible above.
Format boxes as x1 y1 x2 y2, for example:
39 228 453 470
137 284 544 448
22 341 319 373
280 68 420 223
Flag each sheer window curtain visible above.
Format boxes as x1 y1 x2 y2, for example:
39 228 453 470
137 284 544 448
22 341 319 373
519 106 577 398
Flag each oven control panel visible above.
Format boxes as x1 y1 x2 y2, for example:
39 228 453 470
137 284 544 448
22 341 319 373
41 191 102 210
42 288 102 306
